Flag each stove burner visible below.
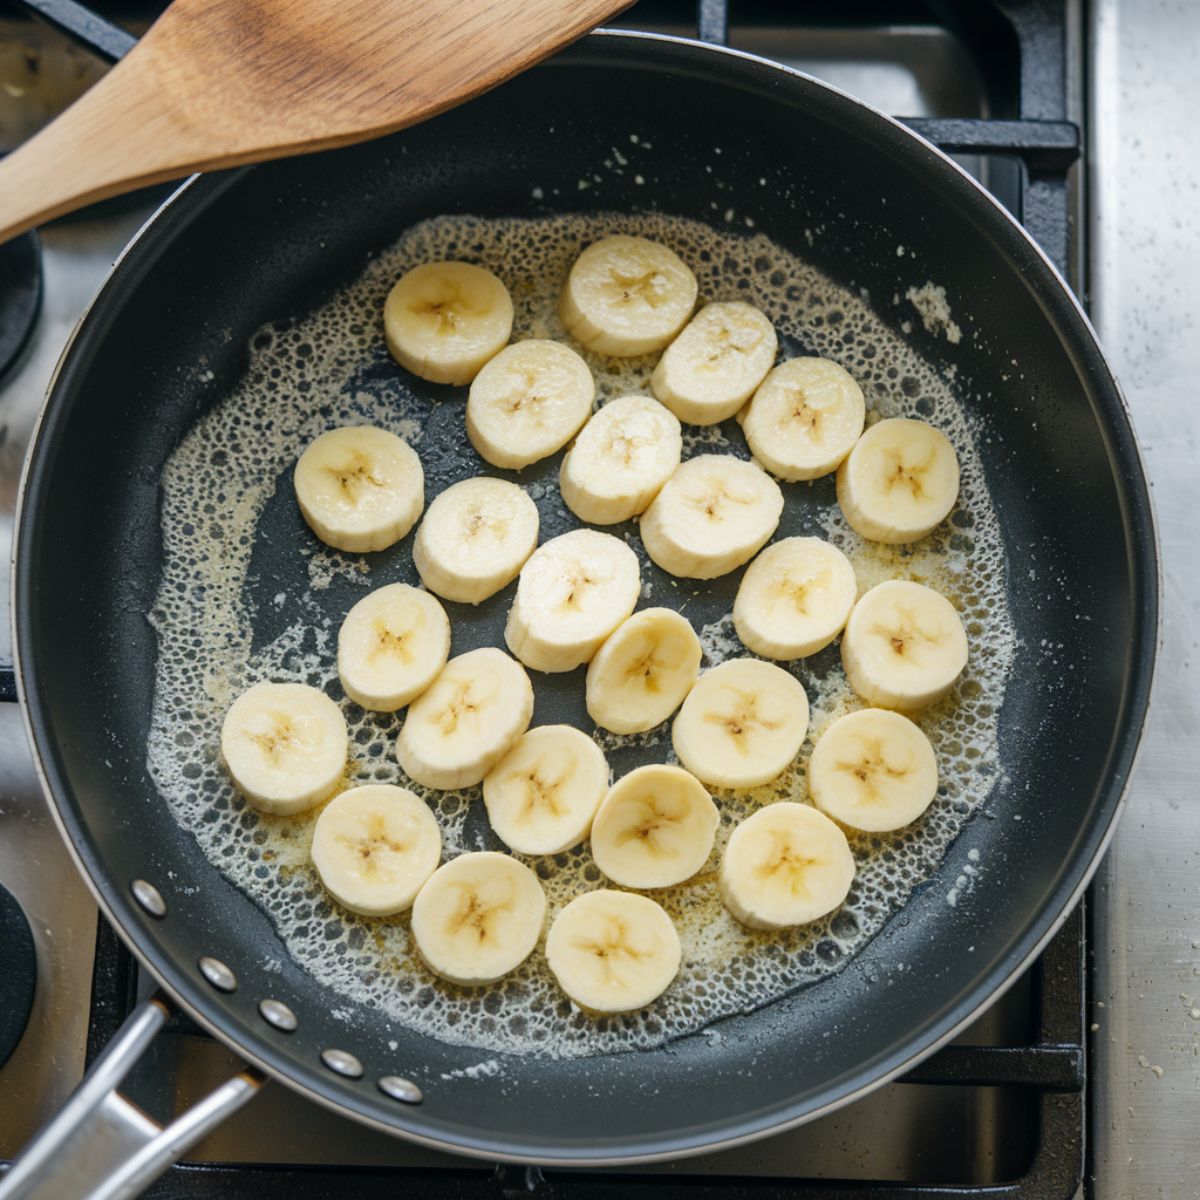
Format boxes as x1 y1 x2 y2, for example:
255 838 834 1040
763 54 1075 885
0 229 43 383
0 883 36 1069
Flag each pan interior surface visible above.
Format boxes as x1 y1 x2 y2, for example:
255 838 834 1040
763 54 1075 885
16 35 1154 1161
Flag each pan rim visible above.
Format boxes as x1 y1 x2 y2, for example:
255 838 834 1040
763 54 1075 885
11 27 1159 1166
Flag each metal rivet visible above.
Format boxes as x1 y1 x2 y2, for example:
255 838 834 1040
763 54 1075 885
378 1075 423 1104
131 879 166 918
258 998 298 1032
198 956 237 992
321 1048 363 1078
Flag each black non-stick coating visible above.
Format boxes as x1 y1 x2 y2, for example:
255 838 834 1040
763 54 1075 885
15 33 1155 1162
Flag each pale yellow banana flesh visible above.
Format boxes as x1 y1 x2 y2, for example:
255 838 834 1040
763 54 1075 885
413 477 539 605
559 394 682 526
220 682 348 815
384 261 513 386
559 235 698 356
836 416 960 544
293 425 424 553
743 357 865 481
337 583 450 711
504 529 641 673
410 851 546 985
808 708 938 832
546 889 681 1013
590 763 718 889
395 647 533 790
720 802 855 929
310 784 441 916
651 301 778 426
732 536 858 660
639 453 783 579
466 339 595 470
482 725 610 856
585 607 702 734
672 658 809 790
840 579 968 710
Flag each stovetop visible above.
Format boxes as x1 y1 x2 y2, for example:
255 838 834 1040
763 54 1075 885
5 1 1192 1197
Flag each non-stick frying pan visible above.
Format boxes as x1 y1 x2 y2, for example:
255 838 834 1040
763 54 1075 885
1 28 1156 1189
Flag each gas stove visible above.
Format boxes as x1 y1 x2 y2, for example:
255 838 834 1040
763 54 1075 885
0 2 1193 1198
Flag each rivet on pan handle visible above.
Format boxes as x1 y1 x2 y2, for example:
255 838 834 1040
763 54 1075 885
0 995 263 1200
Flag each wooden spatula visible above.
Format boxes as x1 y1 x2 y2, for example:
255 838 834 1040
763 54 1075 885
0 0 633 244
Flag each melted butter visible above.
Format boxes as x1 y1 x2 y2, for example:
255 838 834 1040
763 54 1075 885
147 212 1014 1058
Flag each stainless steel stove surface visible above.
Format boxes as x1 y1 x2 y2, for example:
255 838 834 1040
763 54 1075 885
0 2 1191 1197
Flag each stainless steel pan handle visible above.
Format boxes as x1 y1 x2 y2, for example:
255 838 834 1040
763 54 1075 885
0 995 262 1200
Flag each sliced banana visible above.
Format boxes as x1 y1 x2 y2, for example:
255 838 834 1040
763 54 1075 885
560 235 697 356
413 477 539 605
546 890 681 1013
384 261 512 385
466 339 595 470
559 395 682 525
310 784 441 915
808 709 938 832
836 416 960 543
639 454 783 579
720 803 855 930
410 851 546 985
220 682 348 815
293 425 424 553
590 764 718 889
504 529 641 673
585 608 702 734
732 537 857 660
841 579 968 710
337 584 450 711
742 358 866 481
395 648 533 790
651 301 778 425
672 658 809 790
482 725 610 856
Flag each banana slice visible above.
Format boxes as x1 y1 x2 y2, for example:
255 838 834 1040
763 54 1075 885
482 725 610 856
841 580 968 710
560 235 698 356
585 608 702 734
742 358 866 481
466 339 595 470
337 584 450 711
590 764 718 889
639 454 783 579
720 803 855 929
672 658 809 789
395 648 533 790
384 261 513 386
546 890 681 1013
220 682 348 814
559 395 682 525
836 416 960 543
413 477 539 605
504 529 641 673
410 851 546 985
310 784 441 915
293 425 424 553
808 709 938 832
650 301 778 425
732 537 857 660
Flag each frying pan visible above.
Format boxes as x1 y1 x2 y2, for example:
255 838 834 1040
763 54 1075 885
1 27 1156 1190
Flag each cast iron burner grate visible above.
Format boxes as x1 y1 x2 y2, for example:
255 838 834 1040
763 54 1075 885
12 0 1087 1195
